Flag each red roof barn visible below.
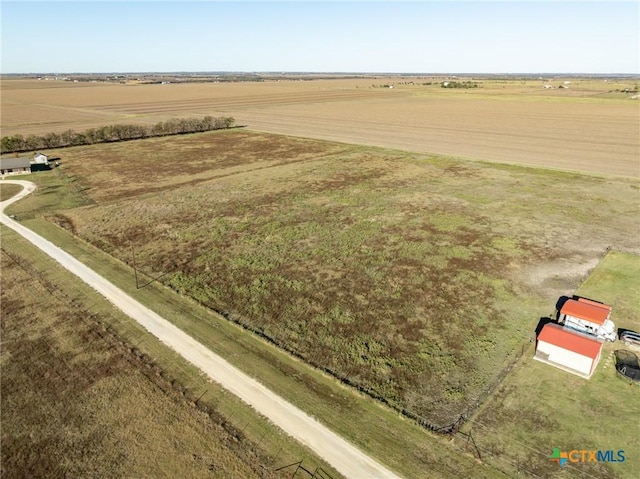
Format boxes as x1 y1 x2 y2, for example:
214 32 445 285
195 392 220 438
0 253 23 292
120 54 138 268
577 297 612 313
560 299 610 326
534 323 604 379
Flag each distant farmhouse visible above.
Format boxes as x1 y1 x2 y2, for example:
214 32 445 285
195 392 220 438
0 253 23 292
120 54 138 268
1 152 50 177
0 157 32 177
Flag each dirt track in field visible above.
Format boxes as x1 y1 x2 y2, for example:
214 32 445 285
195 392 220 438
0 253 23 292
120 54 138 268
2 78 638 176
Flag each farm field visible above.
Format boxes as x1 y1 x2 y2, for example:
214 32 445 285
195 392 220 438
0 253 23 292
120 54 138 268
9 129 639 428
2 179 499 479
0 245 280 479
2 76 639 176
466 251 640 479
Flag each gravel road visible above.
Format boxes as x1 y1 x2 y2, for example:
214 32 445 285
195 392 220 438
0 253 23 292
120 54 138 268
0 180 402 479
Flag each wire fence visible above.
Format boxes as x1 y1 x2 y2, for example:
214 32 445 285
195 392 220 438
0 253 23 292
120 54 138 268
8 232 608 478
0 246 337 477
54 165 95 206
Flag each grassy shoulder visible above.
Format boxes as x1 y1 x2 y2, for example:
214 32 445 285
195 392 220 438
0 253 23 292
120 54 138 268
466 251 640 479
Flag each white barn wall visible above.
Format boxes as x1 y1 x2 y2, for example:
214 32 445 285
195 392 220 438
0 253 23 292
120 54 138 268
536 341 594 378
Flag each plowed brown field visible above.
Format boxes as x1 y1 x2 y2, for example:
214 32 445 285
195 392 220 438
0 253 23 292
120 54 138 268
2 77 638 176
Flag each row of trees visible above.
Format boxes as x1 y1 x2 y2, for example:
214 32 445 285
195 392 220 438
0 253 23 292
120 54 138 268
1 116 235 153
441 81 479 89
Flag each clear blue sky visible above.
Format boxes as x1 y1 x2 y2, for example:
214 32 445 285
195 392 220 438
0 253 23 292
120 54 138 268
1 1 639 74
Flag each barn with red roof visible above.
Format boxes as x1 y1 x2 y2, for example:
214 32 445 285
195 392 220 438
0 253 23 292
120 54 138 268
534 323 604 379
561 298 611 326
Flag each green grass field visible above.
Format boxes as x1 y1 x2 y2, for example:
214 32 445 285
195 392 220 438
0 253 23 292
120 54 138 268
2 186 502 479
15 131 639 425
2 129 638 478
0 183 23 201
467 251 640 479
18 130 638 425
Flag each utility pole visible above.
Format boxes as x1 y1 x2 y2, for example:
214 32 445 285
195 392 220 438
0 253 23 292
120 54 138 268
130 241 139 288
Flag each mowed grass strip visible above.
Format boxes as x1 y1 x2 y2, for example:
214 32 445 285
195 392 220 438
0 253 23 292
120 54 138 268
467 251 640 479
0 241 287 479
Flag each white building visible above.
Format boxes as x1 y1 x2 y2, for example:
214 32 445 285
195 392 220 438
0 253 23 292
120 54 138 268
534 323 603 379
33 153 49 165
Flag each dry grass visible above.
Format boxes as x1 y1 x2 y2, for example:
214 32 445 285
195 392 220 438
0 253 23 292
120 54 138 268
15 130 639 427
0 183 23 201
2 77 638 176
45 130 349 202
3 214 492 479
0 248 279 479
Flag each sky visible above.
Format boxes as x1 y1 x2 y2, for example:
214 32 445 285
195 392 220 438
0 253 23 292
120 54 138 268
1 1 639 74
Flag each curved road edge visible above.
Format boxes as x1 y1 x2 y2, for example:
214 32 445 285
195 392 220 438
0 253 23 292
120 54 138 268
0 180 402 479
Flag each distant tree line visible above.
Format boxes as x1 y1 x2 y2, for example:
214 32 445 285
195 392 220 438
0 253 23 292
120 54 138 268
1 115 235 153
441 81 479 89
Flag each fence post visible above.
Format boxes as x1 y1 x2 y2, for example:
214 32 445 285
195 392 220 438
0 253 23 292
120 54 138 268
293 460 302 478
195 389 208 405
272 444 283 465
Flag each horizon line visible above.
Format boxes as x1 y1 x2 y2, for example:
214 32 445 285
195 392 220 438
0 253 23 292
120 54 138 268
2 71 640 77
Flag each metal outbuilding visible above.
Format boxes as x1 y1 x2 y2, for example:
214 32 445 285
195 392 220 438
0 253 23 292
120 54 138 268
560 299 610 326
0 157 32 177
534 323 604 379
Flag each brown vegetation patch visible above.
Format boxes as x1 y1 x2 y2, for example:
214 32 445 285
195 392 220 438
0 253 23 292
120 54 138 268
0 249 278 479
47 213 78 235
44 130 347 202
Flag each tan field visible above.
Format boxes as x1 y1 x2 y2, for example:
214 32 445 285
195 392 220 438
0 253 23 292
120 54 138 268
2 77 638 176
